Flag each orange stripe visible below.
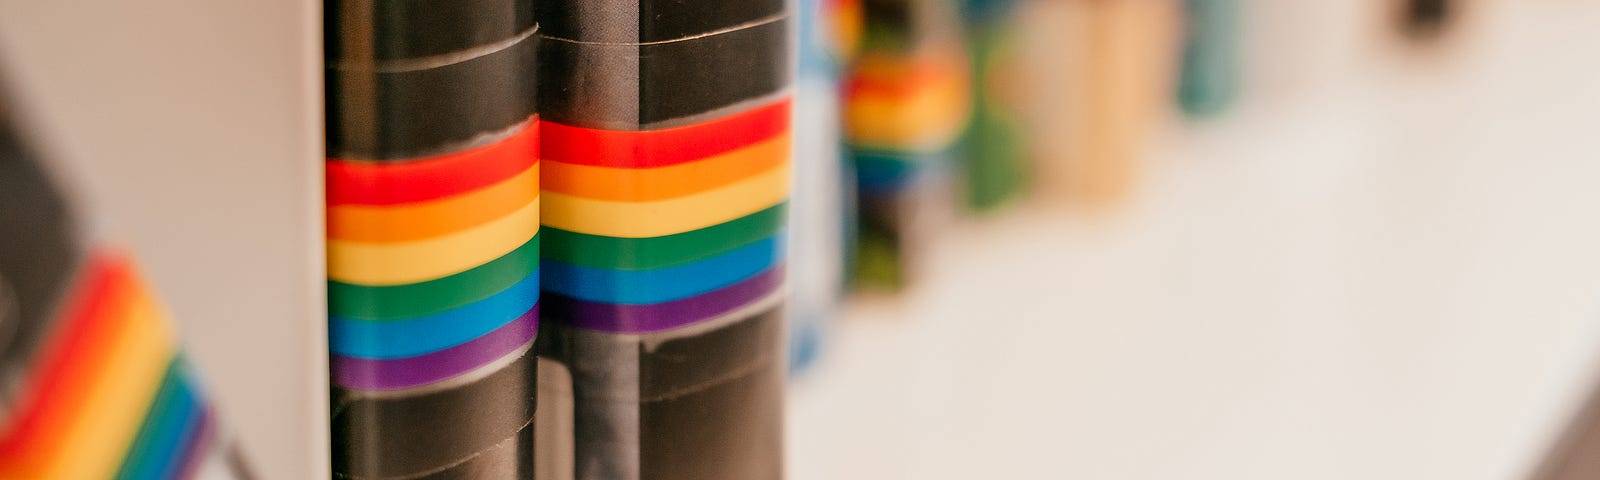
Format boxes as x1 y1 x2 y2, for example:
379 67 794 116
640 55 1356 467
328 163 540 243
0 254 140 478
843 51 971 150
47 275 174 479
541 133 789 202
844 52 966 99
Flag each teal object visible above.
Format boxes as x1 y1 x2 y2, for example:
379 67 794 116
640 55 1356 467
1178 0 1240 117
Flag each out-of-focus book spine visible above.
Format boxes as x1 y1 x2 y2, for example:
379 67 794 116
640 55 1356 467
1035 0 1180 209
960 0 1030 212
845 0 969 290
1015 0 1072 177
790 0 856 375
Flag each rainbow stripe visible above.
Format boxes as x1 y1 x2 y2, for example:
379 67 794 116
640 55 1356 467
844 50 969 194
0 252 220 480
541 98 791 334
327 118 541 391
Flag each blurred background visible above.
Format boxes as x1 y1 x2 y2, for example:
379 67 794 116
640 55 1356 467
3 0 1600 478
796 1 1600 478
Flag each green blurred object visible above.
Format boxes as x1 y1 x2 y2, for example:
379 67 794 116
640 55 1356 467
1178 0 1240 117
961 13 1029 211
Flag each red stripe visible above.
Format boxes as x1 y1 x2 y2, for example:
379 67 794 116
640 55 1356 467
541 98 790 169
0 254 127 471
327 118 540 206
843 60 962 100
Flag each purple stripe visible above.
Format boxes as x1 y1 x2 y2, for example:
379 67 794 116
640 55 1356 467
331 305 539 390
174 408 213 480
544 265 783 334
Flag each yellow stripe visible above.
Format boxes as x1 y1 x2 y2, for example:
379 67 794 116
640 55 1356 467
845 66 970 151
329 196 541 286
542 163 789 238
46 287 174 480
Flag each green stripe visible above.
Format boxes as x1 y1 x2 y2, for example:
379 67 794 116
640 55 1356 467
543 203 786 271
329 233 540 320
115 357 181 480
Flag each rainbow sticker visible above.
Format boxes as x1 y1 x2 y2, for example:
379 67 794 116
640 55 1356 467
326 123 541 389
540 98 790 334
0 252 228 480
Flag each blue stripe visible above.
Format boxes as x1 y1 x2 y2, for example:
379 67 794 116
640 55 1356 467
152 396 205 480
330 270 540 359
122 371 200 480
542 235 783 304
853 149 952 194
854 150 917 189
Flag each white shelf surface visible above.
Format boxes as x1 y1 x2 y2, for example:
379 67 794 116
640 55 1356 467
789 2 1600 479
